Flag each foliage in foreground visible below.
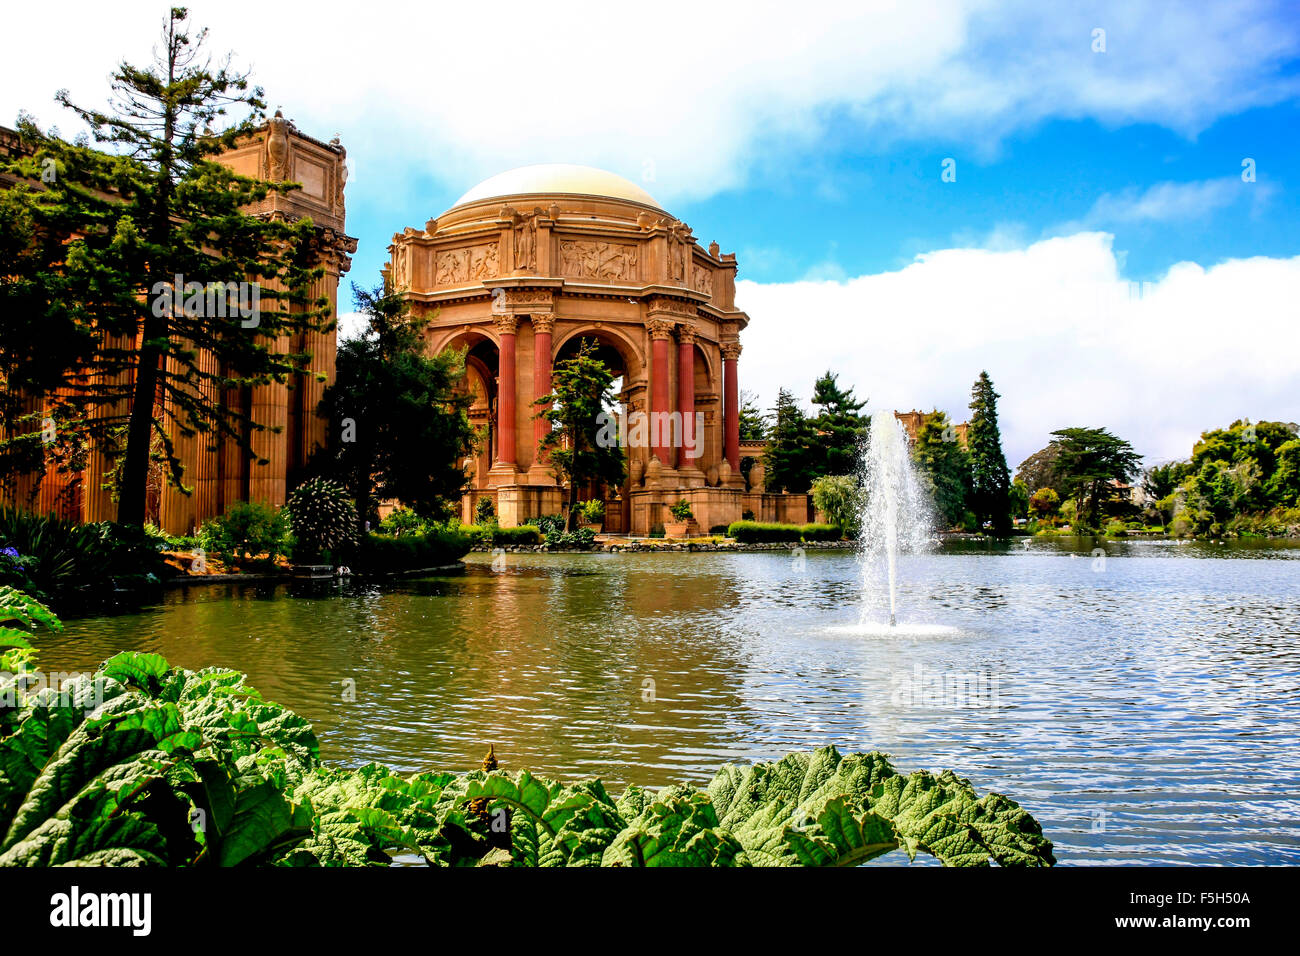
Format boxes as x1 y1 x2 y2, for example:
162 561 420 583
0 590 1053 868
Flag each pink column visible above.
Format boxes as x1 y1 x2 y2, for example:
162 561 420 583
532 313 554 459
494 314 518 466
723 341 741 472
676 325 696 469
649 320 675 465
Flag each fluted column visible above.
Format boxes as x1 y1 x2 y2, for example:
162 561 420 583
493 314 518 468
676 324 696 470
648 319 675 465
531 313 554 465
722 341 742 473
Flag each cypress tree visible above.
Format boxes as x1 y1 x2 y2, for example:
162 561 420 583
967 371 1012 534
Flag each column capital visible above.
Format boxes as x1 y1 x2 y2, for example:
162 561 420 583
647 317 676 341
531 312 555 335
676 322 697 345
721 341 742 360
492 313 519 336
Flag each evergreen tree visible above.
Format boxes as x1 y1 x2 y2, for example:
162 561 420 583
535 339 624 532
315 285 477 527
0 8 327 525
912 410 973 529
967 371 1012 534
763 388 818 493
810 371 867 480
737 389 769 442
1048 426 1142 531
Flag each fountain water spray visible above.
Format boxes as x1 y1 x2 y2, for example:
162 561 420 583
858 410 933 628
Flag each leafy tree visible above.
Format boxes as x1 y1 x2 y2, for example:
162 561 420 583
1008 478 1029 522
315 285 476 527
911 410 973 529
1048 427 1142 532
0 8 328 526
810 474 862 536
809 371 867 480
967 371 1012 534
1141 461 1187 525
763 388 818 493
1269 438 1300 506
1014 444 1065 498
737 389 769 442
535 338 624 532
1028 487 1060 519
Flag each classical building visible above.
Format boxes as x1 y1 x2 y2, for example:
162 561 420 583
895 409 969 449
391 164 808 534
0 115 356 533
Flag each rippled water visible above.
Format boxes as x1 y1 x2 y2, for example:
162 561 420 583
39 537 1300 865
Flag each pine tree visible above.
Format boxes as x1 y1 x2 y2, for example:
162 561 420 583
809 370 868 480
967 371 1012 534
0 8 328 525
737 389 769 442
535 339 625 531
764 388 817 493
913 410 973 529
315 285 477 527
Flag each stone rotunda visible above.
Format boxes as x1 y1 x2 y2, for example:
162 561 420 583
386 164 809 534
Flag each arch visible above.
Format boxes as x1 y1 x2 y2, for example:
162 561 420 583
553 323 645 383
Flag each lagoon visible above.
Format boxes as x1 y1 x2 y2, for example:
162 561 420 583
39 537 1300 865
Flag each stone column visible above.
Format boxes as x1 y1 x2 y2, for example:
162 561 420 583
491 313 519 475
648 318 676 465
722 341 742 473
531 313 554 456
676 324 697 472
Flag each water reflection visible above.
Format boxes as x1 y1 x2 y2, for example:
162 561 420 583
39 538 1300 865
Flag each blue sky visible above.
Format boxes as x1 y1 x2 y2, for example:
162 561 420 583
4 0 1299 466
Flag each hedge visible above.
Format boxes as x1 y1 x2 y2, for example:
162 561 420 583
725 521 845 543
457 524 543 546
348 529 472 574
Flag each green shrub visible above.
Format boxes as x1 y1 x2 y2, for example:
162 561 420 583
575 499 605 523
199 501 287 568
286 478 359 561
378 507 428 536
492 525 542 546
742 509 755 521
709 524 729 535
544 527 596 549
475 497 496 523
669 499 694 521
799 523 842 542
0 507 169 609
348 528 472 574
648 523 665 538
524 514 566 536
456 524 491 547
726 521 803 543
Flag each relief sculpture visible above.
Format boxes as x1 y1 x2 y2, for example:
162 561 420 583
558 239 638 282
692 264 713 296
435 243 499 285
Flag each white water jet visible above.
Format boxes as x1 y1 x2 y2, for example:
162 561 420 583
858 410 933 627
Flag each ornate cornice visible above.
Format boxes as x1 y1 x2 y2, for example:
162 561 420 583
645 294 698 319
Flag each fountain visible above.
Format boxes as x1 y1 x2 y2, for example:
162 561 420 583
858 410 933 629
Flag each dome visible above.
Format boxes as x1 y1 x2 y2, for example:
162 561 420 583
451 163 663 210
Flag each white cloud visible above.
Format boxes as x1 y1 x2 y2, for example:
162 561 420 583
2 1 1296 204
1062 178 1267 231
734 233 1300 469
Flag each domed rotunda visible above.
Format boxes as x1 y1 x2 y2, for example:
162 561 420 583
385 164 801 534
